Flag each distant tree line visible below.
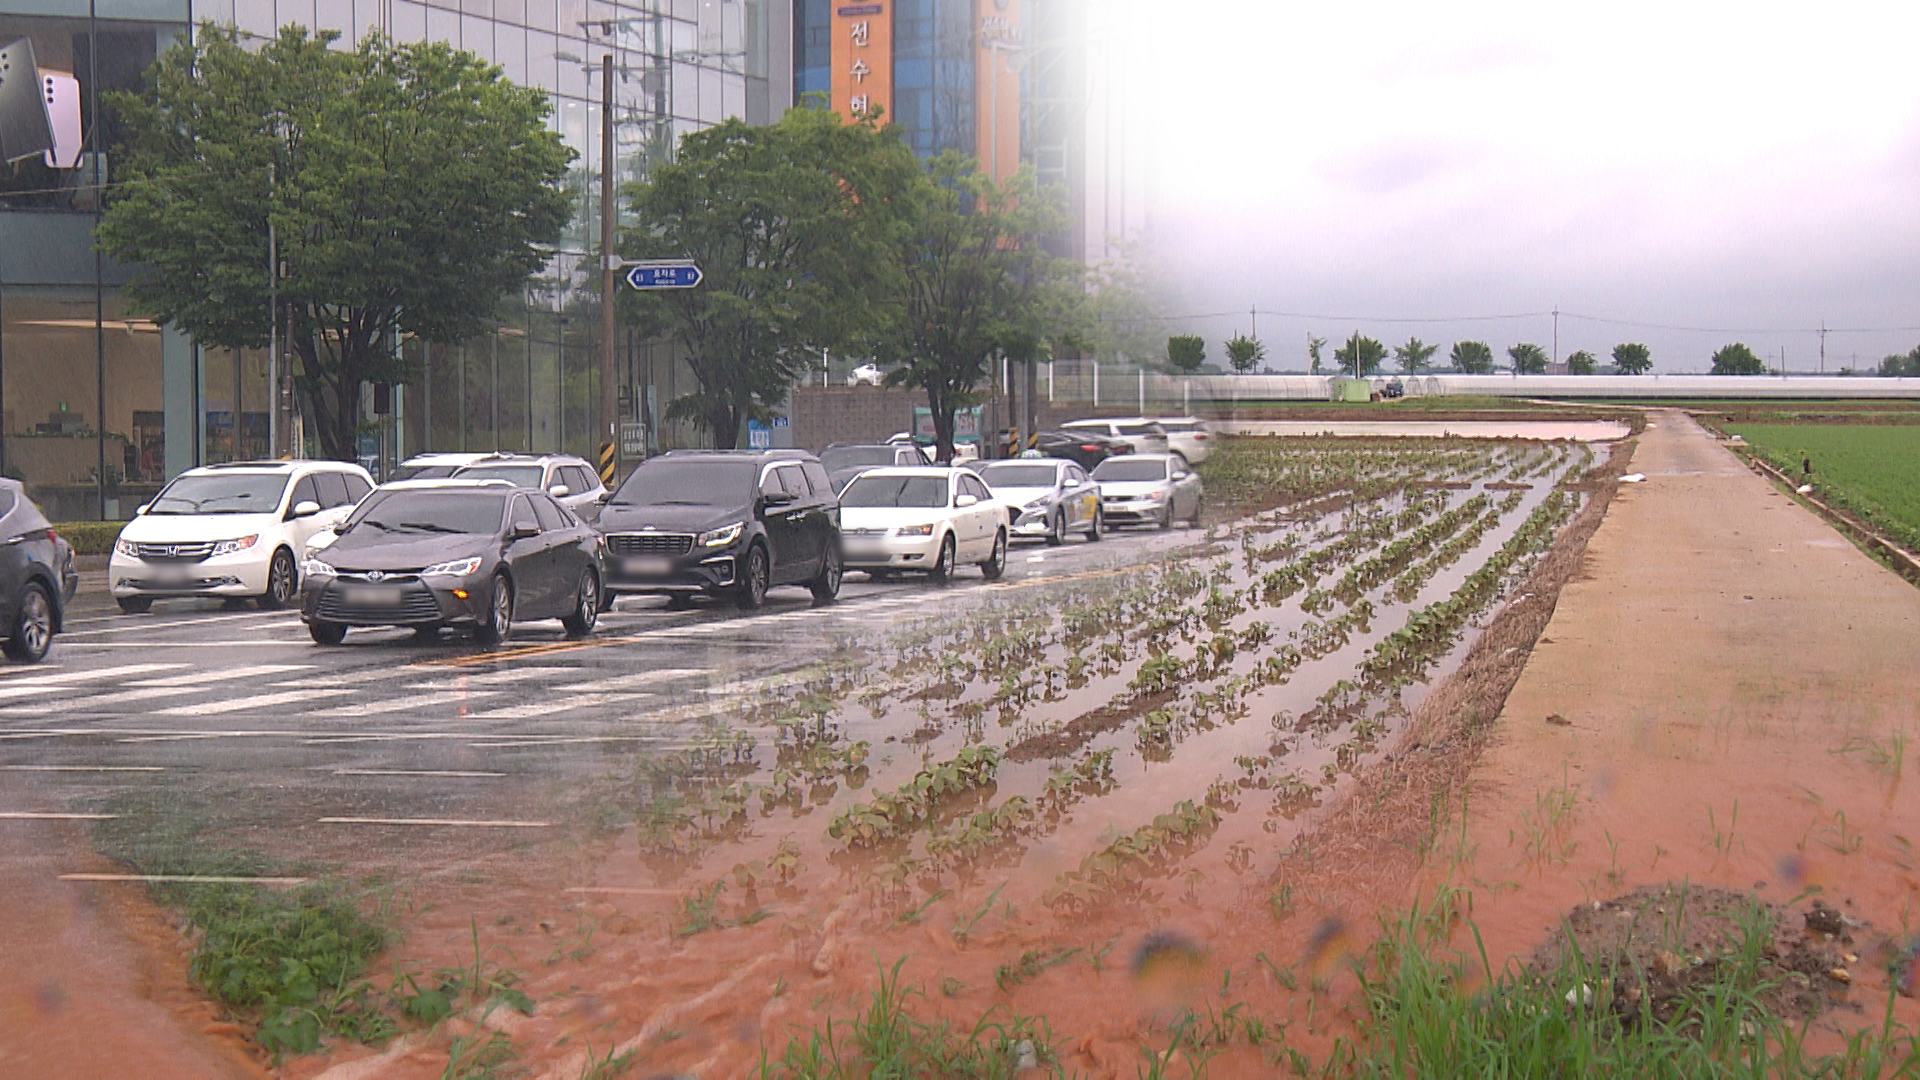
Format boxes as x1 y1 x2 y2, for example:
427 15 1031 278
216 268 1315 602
1154 332 1662 376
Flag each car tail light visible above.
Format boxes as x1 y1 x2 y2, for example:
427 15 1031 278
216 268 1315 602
1081 444 1101 452
1193 433 1209 440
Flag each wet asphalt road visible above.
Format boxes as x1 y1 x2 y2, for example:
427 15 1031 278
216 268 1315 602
0 525 1198 878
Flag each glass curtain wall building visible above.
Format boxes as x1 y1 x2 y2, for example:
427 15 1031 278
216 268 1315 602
0 0 787 520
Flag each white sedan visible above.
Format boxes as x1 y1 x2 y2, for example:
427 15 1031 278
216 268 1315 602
837 468 1007 583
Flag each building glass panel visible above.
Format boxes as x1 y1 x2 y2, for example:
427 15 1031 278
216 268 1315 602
892 0 972 157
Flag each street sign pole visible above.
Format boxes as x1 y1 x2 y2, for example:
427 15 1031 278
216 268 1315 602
597 54 618 487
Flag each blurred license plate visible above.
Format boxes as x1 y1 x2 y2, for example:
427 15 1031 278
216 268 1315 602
148 566 191 583
345 587 403 605
623 556 674 576
844 541 884 558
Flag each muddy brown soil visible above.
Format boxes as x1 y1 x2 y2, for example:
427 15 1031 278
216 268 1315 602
1423 410 1920 1046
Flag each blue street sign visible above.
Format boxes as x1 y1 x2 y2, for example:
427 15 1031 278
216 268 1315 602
624 261 703 290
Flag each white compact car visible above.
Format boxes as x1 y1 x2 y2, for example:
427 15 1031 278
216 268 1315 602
974 458 1103 545
1093 453 1203 529
1061 417 1172 457
1147 417 1214 465
838 467 1007 583
109 460 375 613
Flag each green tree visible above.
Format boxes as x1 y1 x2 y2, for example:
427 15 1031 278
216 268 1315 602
1167 334 1206 373
868 153 1082 461
1393 336 1439 374
98 26 573 460
1877 347 1920 377
1566 349 1597 375
1709 342 1766 375
1308 335 1328 374
1450 340 1494 374
1224 334 1266 373
1507 342 1548 374
1334 333 1388 376
1085 242 1171 363
1611 342 1653 375
621 106 920 445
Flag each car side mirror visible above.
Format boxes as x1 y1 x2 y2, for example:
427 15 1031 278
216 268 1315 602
290 500 322 519
762 490 797 508
955 493 979 507
548 484 572 498
510 521 540 539
1172 471 1189 480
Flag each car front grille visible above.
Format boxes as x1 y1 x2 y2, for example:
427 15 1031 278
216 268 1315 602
131 541 215 562
606 532 694 557
841 527 888 538
335 571 423 585
316 585 443 624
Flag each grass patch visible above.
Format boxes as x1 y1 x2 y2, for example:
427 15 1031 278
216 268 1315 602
1725 423 1920 549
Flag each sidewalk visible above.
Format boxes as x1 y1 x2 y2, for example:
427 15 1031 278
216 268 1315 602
1431 410 1920 1023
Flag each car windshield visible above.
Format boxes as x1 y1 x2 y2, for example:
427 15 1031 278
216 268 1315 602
1117 423 1163 436
453 464 545 487
821 447 898 471
388 464 462 481
609 459 758 506
841 475 948 508
1093 459 1169 482
147 473 290 515
979 464 1059 488
1156 421 1202 433
345 491 506 536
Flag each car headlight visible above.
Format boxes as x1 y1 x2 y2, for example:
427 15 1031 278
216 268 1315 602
114 538 137 558
421 556 484 577
894 523 935 536
1023 498 1050 511
698 522 745 548
303 559 336 578
211 534 259 557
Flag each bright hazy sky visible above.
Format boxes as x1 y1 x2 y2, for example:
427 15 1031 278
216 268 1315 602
1131 1 1920 372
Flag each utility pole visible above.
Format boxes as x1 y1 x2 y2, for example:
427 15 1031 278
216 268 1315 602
267 162 280 459
1551 306 1559 368
597 53 617 484
1250 305 1258 343
1819 321 1827 373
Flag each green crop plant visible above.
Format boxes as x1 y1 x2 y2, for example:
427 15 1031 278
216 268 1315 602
827 746 1001 849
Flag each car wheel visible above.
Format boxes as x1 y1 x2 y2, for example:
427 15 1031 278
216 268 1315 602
3 582 55 663
1087 506 1103 542
116 596 152 615
1159 502 1175 531
810 544 843 602
979 529 1007 580
258 548 298 609
1045 511 1066 546
475 572 513 645
562 569 600 637
735 544 769 609
308 620 348 646
928 534 957 584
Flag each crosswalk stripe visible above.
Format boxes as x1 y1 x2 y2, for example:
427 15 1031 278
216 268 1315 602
412 667 588 688
308 691 503 717
155 689 353 716
0 664 189 697
466 693 624 719
0 686 206 714
549 668 707 693
128 664 313 687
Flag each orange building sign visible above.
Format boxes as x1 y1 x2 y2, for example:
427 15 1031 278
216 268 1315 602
976 0 1021 180
831 2 892 121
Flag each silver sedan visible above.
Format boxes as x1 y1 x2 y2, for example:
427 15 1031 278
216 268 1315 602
1092 453 1203 529
974 458 1104 545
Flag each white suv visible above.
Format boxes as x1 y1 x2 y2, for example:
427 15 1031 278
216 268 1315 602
109 461 375 613
1060 418 1173 458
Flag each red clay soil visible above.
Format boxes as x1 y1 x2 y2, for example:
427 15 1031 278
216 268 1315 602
1422 410 1920 1041
0 815 266 1080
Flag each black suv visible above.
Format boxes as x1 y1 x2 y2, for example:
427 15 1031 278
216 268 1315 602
597 450 842 609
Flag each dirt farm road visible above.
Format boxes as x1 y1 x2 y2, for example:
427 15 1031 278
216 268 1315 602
1430 409 1920 1034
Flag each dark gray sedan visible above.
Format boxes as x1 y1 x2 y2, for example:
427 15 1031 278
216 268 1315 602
300 481 606 645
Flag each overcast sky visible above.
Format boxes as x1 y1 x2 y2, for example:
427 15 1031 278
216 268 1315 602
1129 0 1920 372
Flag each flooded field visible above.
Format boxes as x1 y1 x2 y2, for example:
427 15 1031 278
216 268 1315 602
282 437 1616 1078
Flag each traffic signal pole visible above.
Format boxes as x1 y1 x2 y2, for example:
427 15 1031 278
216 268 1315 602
598 53 618 487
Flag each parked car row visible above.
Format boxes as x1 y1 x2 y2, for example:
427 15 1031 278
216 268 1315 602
94 438 1205 650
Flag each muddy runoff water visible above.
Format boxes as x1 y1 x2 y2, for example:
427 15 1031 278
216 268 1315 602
299 439 1600 1079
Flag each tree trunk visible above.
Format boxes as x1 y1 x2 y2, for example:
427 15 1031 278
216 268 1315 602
926 386 954 463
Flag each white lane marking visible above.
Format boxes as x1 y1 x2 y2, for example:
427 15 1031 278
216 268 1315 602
301 733 491 744
0 664 189 696
0 811 117 820
0 686 206 714
127 665 313 687
72 641 312 648
550 668 707 693
117 734 227 743
467 735 661 748
155 689 353 716
332 769 505 778
466 694 622 719
414 667 589 687
307 691 504 717
278 670 418 688
0 765 165 772
57 610 302 638
318 816 548 828
60 873 307 885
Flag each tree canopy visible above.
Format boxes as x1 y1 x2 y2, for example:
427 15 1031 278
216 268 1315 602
1507 342 1548 374
1878 347 1920 377
1308 336 1328 375
1224 334 1266 373
1334 333 1388 376
866 153 1081 461
1166 335 1206 373
1393 337 1439 374
1612 342 1653 375
1566 349 1597 375
98 26 573 460
621 106 920 445
1710 342 1766 376
1450 340 1494 374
